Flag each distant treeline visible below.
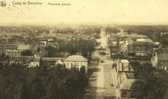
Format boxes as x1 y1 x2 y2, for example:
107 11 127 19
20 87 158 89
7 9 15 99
119 25 168 46
2 25 168 34
105 25 168 46
2 25 168 45
120 25 168 33
0 25 101 34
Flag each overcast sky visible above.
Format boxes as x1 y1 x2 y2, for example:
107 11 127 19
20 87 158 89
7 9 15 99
0 0 168 25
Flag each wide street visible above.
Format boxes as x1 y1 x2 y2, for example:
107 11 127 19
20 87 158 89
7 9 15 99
85 28 122 99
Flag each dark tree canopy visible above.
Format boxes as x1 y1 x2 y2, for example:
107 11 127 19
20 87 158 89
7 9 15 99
130 62 168 99
0 62 88 99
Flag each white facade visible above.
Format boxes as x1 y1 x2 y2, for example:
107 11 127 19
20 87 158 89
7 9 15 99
64 55 88 72
5 49 21 57
28 61 40 68
151 52 158 68
17 44 30 51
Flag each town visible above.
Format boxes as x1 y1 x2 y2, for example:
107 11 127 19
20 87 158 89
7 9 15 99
0 25 168 99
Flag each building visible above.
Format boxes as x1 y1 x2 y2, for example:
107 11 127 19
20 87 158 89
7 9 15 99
109 39 120 58
5 49 21 57
28 61 40 68
118 59 134 72
127 41 155 64
109 36 130 58
64 55 88 72
119 40 128 54
41 57 64 66
17 44 31 51
128 41 154 57
151 48 168 70
0 44 21 57
39 40 47 47
39 38 58 47
28 56 40 68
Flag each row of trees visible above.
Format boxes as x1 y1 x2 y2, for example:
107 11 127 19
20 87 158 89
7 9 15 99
19 38 96 59
45 38 96 59
0 63 88 99
130 62 168 99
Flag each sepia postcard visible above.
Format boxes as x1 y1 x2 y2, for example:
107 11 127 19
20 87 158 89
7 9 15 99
0 0 167 99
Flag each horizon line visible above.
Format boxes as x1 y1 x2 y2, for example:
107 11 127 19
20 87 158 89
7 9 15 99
1 22 168 26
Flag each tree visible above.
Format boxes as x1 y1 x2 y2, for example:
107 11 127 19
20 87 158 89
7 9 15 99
0 56 89 99
130 62 168 99
21 50 33 56
45 46 58 57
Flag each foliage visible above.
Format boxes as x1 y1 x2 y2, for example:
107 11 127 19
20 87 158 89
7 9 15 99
65 39 96 58
45 46 59 57
45 38 96 59
0 63 88 99
21 50 34 56
105 27 120 33
130 62 168 99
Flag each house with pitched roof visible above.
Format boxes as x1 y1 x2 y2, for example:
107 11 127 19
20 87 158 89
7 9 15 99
64 55 88 72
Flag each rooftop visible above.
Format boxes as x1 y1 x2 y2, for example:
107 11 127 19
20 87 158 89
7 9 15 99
65 55 88 62
130 41 154 46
